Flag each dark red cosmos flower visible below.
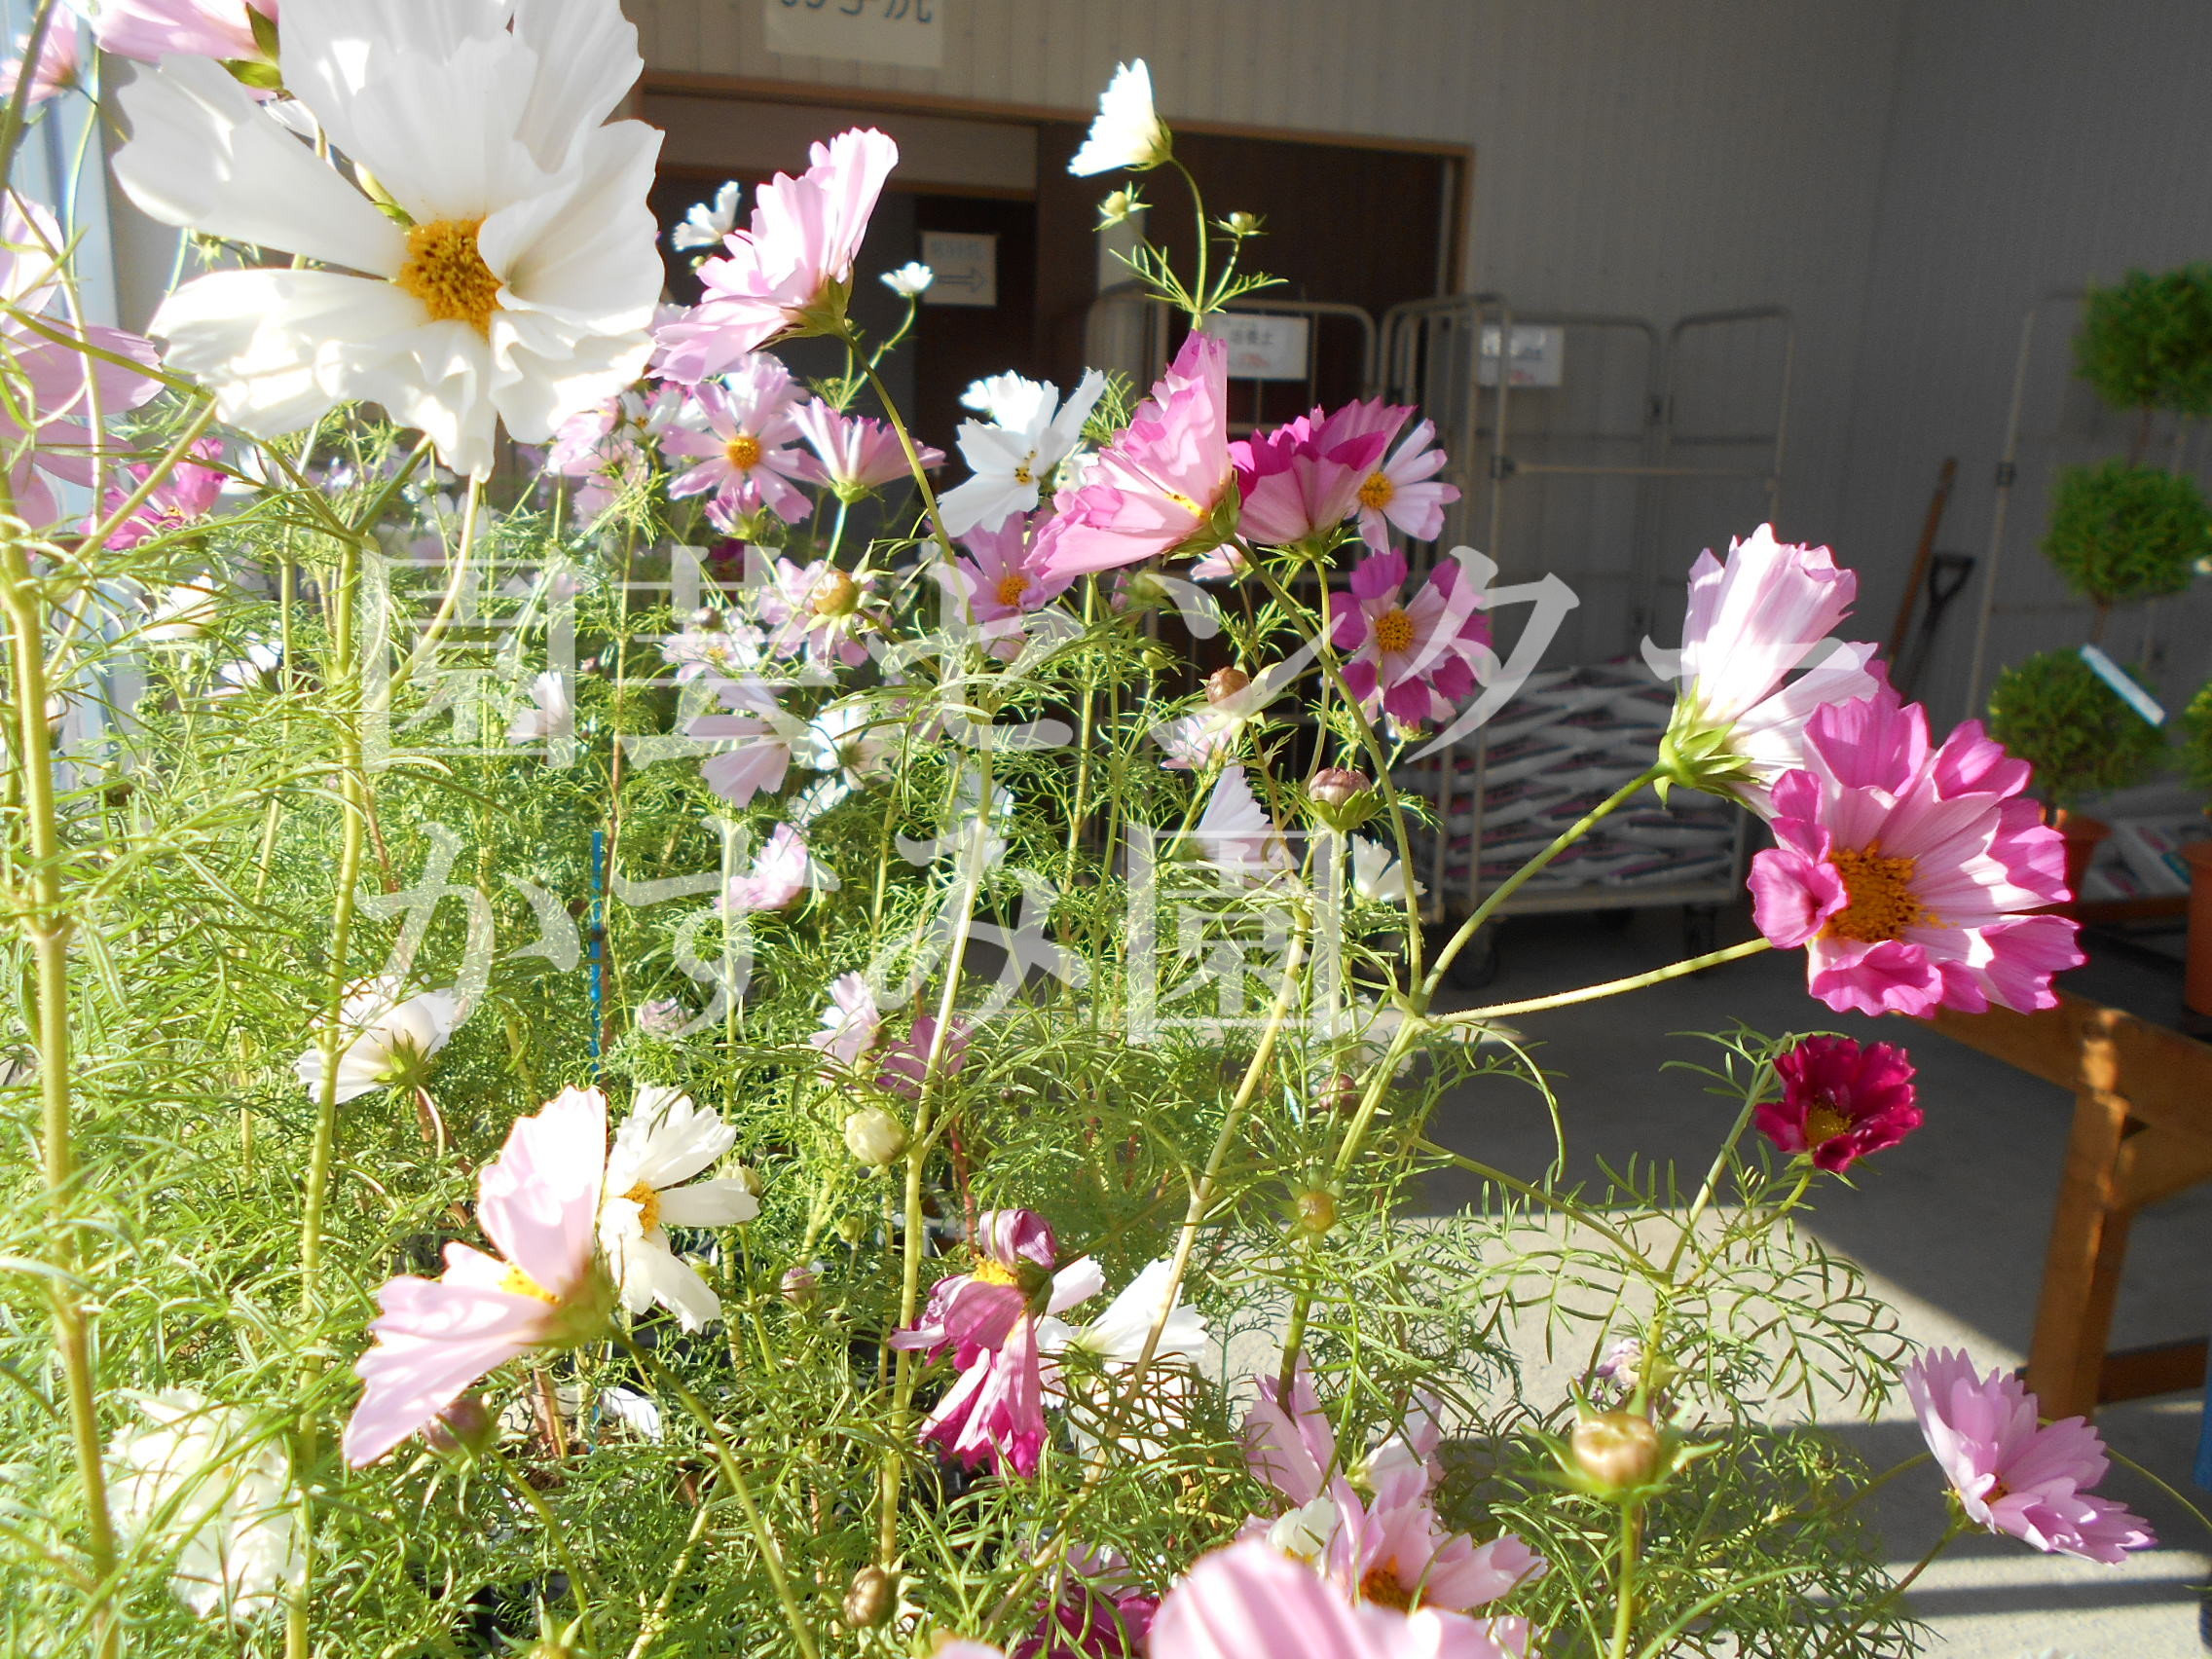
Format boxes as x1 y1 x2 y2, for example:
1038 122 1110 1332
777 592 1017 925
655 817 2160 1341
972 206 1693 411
1756 1036 1921 1172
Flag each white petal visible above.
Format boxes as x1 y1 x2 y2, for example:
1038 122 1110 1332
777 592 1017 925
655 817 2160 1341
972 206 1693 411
656 1179 759 1228
338 33 543 223
113 56 404 276
1048 1255 1106 1313
512 0 642 171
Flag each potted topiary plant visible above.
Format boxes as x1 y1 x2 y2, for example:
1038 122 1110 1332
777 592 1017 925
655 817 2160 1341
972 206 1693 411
2174 682 2212 1012
2040 459 2212 638
2075 262 2212 443
1986 648 2167 897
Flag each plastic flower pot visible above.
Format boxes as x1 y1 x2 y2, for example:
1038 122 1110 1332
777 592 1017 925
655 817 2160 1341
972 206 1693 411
2051 807 2112 906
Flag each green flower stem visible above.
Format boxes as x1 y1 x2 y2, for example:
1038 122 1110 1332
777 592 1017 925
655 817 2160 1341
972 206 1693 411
0 527 118 1659
1420 764 1665 1001
1430 937 1772 1027
850 348 957 565
1165 157 1210 319
75 396 218 557
1607 1500 1643 1659
380 472 485 711
1805 1516 1966 1659
1413 1139 1658 1272
617 1331 819 1659
624 1493 715 1659
494 1447 600 1649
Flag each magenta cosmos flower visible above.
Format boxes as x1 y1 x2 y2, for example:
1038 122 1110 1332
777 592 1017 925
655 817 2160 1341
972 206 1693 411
99 437 225 549
889 1208 1103 1476
344 1087 612 1466
1353 418 1458 551
877 1014 971 1098
1 18 80 104
1032 331 1235 578
1244 1358 1544 1618
1329 549 1492 733
792 401 940 498
655 129 899 381
663 358 814 532
1756 1035 1921 1172
1647 525 1883 811
1152 1540 1531 1659
1234 399 1405 548
1014 1546 1158 1659
1750 689 2083 1017
1905 1348 2155 1564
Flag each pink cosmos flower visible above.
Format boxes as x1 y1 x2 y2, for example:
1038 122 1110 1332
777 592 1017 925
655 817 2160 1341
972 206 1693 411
548 385 683 519
1152 1540 1531 1659
94 0 276 66
1195 763 1292 880
663 359 814 531
1031 331 1235 578
889 1208 1104 1477
1234 399 1405 548
99 437 225 549
688 678 796 807
792 400 940 497
1756 1035 1921 1172
754 555 874 670
877 1014 971 1098
1352 419 1459 551
0 200 163 523
952 515 1074 656
1749 688 2083 1017
809 972 882 1068
1905 1348 2155 1564
1015 1546 1159 1659
654 129 900 382
1644 525 1884 811
1329 549 1492 733
0 19 80 103
717 823 824 914
344 1087 610 1466
1244 1359 1544 1618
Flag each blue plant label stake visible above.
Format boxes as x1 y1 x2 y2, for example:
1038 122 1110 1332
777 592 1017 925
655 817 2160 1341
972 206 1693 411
2077 644 2166 726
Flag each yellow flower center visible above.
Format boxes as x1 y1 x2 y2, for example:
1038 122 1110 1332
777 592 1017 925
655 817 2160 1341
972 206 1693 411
624 1179 662 1234
1014 460 1034 486
1803 1102 1852 1147
498 1265 559 1305
970 1259 1022 1287
994 571 1033 607
725 433 763 471
1357 471 1395 510
1373 607 1416 654
1358 1565 1416 1610
395 217 500 334
1824 845 1930 944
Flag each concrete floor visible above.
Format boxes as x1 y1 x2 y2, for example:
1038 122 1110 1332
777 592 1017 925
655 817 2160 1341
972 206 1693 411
1419 903 2212 1658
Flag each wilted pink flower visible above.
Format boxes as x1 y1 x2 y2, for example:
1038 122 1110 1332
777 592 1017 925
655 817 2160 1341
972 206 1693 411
718 823 824 914
344 1087 610 1466
548 386 682 519
755 555 874 670
1352 419 1458 551
1905 1348 2155 1564
93 0 276 65
1328 549 1491 733
99 437 224 549
664 358 814 531
1015 1546 1159 1659
1757 1036 1920 1172
1646 526 1884 811
1152 1540 1531 1659
1750 688 2083 1017
1032 331 1234 578
877 1014 971 1098
809 972 881 1068
0 19 80 103
890 1209 1102 1477
792 400 940 497
655 129 900 381
688 678 796 806
1233 400 1403 548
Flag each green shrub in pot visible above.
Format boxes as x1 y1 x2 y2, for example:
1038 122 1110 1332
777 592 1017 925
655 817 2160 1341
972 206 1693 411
1986 648 2165 810
2040 459 2210 610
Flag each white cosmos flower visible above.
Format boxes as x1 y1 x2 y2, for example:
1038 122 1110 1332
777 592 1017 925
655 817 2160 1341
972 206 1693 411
1036 1258 1210 1456
107 1391 304 1625
505 668 571 744
599 1085 760 1331
879 261 934 298
1068 59 1172 176
111 0 664 478
671 179 741 252
1349 836 1424 903
936 368 1106 537
294 976 462 1103
1194 763 1293 882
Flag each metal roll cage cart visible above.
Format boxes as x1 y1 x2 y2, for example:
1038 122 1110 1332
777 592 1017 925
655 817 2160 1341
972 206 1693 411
1377 295 1794 985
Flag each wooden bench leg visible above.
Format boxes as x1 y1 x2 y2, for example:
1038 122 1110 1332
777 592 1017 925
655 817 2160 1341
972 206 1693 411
2025 1087 2135 1420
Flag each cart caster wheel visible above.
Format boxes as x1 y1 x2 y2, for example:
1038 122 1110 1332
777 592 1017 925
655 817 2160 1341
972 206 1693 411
1442 923 1501 991
1683 903 1718 964
1596 906 1634 933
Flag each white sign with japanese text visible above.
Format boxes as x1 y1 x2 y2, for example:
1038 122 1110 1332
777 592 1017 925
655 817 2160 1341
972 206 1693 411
763 0 944 69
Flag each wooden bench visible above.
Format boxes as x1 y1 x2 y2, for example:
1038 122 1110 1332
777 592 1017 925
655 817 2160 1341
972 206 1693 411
1920 991 2212 1420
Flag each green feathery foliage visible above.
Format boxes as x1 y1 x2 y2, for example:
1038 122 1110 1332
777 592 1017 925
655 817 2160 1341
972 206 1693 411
1986 648 2165 808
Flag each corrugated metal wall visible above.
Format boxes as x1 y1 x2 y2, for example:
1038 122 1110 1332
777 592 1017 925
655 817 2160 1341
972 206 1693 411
630 0 1907 663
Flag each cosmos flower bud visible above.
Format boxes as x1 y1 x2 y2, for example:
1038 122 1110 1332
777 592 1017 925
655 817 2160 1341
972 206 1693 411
1097 188 1141 227
1571 1410 1661 1491
688 606 725 631
843 1107 908 1167
1205 666 1252 704
781 1263 821 1309
1224 210 1262 236
635 997 688 1037
843 1565 897 1628
424 1392 495 1456
1309 767 1368 808
1291 1189 1337 1237
811 570 861 617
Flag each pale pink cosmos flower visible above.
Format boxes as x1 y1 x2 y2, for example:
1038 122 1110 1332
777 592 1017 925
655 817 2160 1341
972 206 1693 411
1234 399 1405 548
1329 549 1492 733
687 678 796 807
1032 331 1235 578
1749 687 2083 1017
663 358 814 531
1153 1540 1532 1659
547 385 684 519
654 129 900 382
1150 708 1242 771
94 0 276 66
876 1014 971 1098
99 437 225 549
717 823 830 914
951 515 1074 657
344 1087 611 1466
1195 763 1292 880
809 972 882 1068
1642 525 1883 811
1905 1348 2155 1564
791 400 940 498
755 555 874 670
0 18 81 103
889 1208 1104 1477
1353 419 1459 551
